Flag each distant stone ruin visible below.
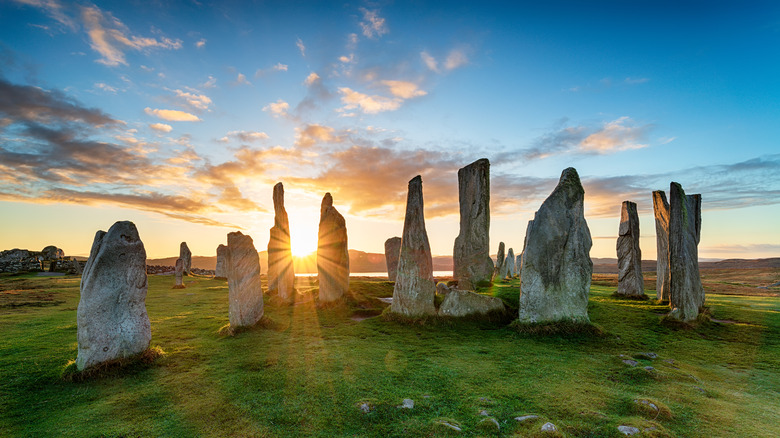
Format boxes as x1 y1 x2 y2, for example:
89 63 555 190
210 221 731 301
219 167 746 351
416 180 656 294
391 175 437 317
452 158 493 290
76 221 151 370
267 182 294 302
384 237 402 282
226 231 264 328
518 168 593 324
317 193 349 302
616 201 644 298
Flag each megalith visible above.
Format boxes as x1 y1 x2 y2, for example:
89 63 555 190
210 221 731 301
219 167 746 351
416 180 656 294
391 176 437 317
616 201 644 297
501 248 516 279
173 258 185 289
267 182 294 302
493 242 505 280
518 168 593 324
317 193 350 302
452 158 493 290
438 289 506 317
214 244 227 280
518 220 533 279
652 191 670 301
384 237 402 282
667 182 704 322
226 231 264 328
76 221 151 370
180 242 192 275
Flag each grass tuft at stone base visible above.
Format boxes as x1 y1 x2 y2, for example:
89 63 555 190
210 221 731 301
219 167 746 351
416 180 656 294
61 345 165 382
510 319 605 336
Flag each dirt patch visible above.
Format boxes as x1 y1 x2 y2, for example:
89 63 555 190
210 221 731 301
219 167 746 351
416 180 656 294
0 289 65 308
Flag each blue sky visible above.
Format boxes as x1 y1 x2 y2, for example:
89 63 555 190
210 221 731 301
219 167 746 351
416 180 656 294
0 0 779 260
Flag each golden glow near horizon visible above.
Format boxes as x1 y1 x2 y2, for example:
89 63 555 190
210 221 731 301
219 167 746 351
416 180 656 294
288 212 320 257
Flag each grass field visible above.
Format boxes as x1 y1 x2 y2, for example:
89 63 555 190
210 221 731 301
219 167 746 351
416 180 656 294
1 270 778 437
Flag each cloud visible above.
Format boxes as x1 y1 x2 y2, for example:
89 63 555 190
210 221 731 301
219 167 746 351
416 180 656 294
294 124 344 148
195 38 206 48
144 108 200 122
220 130 269 143
359 8 388 39
304 72 320 86
420 51 438 72
339 54 354 64
273 63 287 71
80 5 182 66
421 48 469 73
381 80 427 99
201 75 217 88
12 0 76 30
296 37 306 56
149 123 172 133
255 63 288 77
93 82 117 93
338 87 401 114
262 99 290 118
232 73 251 86
580 117 649 153
170 89 211 111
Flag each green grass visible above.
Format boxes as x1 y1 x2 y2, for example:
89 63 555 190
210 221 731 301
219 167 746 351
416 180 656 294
1 273 778 437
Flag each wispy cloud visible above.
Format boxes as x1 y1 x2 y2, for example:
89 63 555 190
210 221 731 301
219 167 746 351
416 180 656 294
144 107 200 122
218 130 269 143
262 99 290 118
201 75 217 89
231 72 251 86
149 123 172 133
359 8 388 39
338 87 401 114
255 63 288 78
195 38 206 48
580 117 649 153
421 48 469 73
12 0 76 30
296 37 306 57
381 80 427 99
294 124 344 148
170 89 211 112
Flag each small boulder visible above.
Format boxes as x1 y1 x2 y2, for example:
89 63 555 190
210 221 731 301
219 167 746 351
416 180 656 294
618 425 640 436
515 415 539 422
477 417 500 432
436 421 462 432
541 422 558 432
623 359 639 367
399 398 414 409
436 282 451 296
438 289 505 318
359 402 371 413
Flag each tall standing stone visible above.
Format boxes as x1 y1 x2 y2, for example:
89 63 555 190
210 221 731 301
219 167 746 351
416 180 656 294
519 168 593 324
515 254 522 277
384 237 402 281
667 182 704 322
317 193 350 302
518 220 533 279
267 182 294 302
173 258 185 289
180 242 192 276
501 248 516 279
493 242 505 280
226 231 264 328
452 158 493 290
76 221 151 370
214 244 227 280
616 201 644 297
391 176 436 317
652 191 670 301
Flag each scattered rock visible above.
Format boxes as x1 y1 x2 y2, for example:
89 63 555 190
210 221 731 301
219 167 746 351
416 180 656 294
636 352 658 359
317 193 349 303
618 425 640 436
438 289 506 317
436 282 451 296
359 402 371 413
267 182 295 302
519 168 592 324
437 421 462 432
616 201 645 297
384 237 402 282
452 158 493 290
399 398 414 409
623 359 639 367
479 409 489 416
391 176 437 317
226 231 264 328
634 399 659 412
76 221 150 370
515 415 539 422
541 422 558 432
477 417 500 432
644 366 655 371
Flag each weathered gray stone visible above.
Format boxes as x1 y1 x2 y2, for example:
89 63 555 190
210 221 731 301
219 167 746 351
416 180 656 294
501 247 516 279
516 254 522 277
493 242 505 280
438 289 506 317
179 242 191 275
667 182 704 322
518 220 533 279
452 158 493 290
653 191 670 301
317 193 349 302
173 258 185 289
76 221 150 370
41 245 64 260
515 415 539 422
267 182 294 302
214 244 227 280
618 425 640 436
436 282 451 296
384 237 402 281
226 231 264 328
436 421 462 432
519 168 592 324
400 398 414 409
70 257 83 275
541 422 558 432
391 176 436 317
617 201 645 297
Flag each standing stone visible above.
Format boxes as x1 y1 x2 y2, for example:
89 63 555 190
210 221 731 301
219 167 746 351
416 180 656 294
226 231 264 328
173 258 185 289
384 237 402 281
76 221 151 370
391 176 436 317
519 168 592 324
70 257 82 275
317 193 350 302
493 242 505 280
214 244 228 280
518 220 533 279
267 182 295 302
667 182 704 322
452 158 494 290
653 191 671 301
515 254 522 277
616 201 645 297
501 248 516 279
180 242 192 276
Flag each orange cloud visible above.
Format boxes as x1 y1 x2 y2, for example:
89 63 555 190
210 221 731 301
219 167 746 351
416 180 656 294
144 107 200 122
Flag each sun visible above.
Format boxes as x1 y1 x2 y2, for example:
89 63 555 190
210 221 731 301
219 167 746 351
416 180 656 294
288 216 319 258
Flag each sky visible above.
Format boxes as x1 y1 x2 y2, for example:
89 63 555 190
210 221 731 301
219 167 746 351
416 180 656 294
0 0 779 261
